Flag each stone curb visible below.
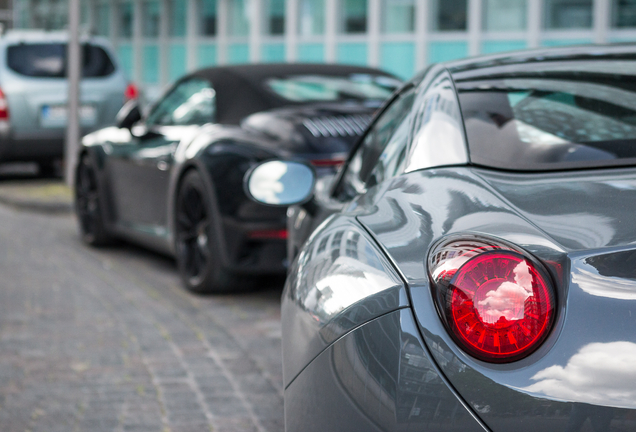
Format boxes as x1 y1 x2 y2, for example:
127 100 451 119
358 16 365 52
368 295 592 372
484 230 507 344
0 179 74 214
0 195 73 214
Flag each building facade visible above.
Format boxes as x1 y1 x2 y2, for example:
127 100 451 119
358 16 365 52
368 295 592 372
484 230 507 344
12 0 636 96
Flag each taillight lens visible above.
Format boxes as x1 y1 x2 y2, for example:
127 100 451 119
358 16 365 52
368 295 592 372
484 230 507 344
429 237 556 363
124 83 139 101
0 88 10 120
310 158 345 168
247 229 288 240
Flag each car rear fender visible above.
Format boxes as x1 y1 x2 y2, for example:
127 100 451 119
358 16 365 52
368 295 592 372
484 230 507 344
282 215 409 388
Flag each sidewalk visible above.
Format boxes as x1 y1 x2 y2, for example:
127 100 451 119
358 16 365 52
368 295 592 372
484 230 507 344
0 164 73 214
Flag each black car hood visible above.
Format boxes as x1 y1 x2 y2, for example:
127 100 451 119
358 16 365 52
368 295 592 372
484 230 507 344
240 102 379 155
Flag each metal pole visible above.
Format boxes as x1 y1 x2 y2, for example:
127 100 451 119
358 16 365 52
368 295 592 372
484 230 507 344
65 0 81 186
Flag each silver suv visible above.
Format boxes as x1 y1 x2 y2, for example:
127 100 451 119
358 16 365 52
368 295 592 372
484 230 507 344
0 31 130 173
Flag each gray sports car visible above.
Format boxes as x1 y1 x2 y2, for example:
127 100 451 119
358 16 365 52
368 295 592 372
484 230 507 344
246 45 636 431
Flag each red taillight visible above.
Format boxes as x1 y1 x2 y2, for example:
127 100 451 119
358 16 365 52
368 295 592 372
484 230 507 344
247 229 288 240
429 238 556 363
310 158 344 168
0 88 9 120
124 83 139 101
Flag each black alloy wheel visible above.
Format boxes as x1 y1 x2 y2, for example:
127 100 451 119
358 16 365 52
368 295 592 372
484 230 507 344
75 156 111 245
175 170 239 293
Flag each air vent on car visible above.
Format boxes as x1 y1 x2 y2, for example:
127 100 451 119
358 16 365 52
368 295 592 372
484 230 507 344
302 114 372 138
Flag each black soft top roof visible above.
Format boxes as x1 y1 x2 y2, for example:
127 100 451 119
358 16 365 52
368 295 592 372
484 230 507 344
186 63 395 125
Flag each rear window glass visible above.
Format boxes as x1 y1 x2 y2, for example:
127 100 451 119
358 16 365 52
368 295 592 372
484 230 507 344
265 74 401 103
7 43 116 78
455 61 636 171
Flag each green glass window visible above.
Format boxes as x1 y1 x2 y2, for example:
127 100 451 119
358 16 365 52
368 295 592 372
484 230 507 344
613 0 636 27
95 3 110 36
544 0 592 29
228 0 249 36
264 0 285 35
431 0 467 31
298 0 325 35
200 0 217 35
484 0 527 31
170 0 187 36
382 0 414 34
340 0 367 34
118 1 133 38
142 0 161 37
81 0 90 27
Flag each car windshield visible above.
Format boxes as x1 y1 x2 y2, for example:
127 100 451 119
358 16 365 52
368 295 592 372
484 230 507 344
454 60 636 171
265 74 401 103
7 43 115 78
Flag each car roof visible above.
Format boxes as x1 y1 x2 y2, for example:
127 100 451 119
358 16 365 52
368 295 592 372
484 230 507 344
440 43 636 172
0 30 112 47
444 43 636 80
186 63 397 125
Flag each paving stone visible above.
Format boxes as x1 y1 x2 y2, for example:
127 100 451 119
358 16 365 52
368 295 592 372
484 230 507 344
0 200 285 431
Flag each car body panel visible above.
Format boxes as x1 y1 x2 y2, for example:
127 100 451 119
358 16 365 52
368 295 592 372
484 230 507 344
355 166 636 430
285 308 488 432
282 215 408 387
282 45 636 431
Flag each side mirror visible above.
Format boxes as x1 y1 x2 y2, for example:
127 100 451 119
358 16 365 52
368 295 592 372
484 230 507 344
244 160 316 206
116 100 142 130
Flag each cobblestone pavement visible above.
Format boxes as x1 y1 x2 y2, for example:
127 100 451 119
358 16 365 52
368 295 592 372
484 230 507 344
0 201 285 432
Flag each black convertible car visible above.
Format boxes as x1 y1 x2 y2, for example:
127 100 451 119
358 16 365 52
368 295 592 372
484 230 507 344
246 45 636 431
74 63 400 292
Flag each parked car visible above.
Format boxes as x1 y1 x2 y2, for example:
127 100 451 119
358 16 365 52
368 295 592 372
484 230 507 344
246 45 636 431
0 30 132 174
75 63 400 293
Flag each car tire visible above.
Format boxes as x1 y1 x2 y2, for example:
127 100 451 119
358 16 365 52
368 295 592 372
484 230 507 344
75 155 112 246
175 170 247 294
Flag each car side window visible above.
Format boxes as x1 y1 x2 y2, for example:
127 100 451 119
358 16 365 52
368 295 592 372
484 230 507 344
404 71 468 172
334 86 416 201
146 78 216 126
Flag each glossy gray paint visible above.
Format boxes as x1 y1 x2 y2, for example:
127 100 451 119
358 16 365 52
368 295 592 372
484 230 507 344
282 215 408 387
356 166 636 431
282 47 636 432
285 309 487 432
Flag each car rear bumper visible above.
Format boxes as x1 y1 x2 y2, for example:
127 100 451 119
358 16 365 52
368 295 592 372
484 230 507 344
0 125 105 162
0 136 65 162
221 217 288 275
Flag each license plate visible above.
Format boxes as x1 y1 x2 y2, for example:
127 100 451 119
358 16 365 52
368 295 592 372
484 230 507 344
40 104 97 128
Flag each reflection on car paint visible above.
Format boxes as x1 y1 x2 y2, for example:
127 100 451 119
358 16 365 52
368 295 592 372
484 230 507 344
284 309 486 432
358 169 565 283
474 168 636 250
523 341 636 409
356 167 636 429
282 216 407 387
